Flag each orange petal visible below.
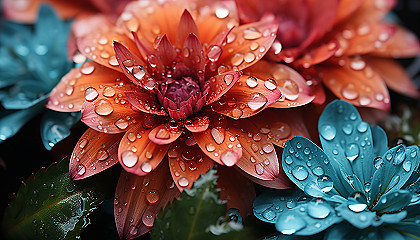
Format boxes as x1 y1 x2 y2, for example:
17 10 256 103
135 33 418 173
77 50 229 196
184 115 210 133
113 42 154 90
370 25 420 58
249 108 311 147
206 71 242 105
77 24 139 72
227 118 279 180
217 166 256 217
176 10 199 48
211 74 281 119
114 160 180 239
125 89 167 116
118 123 169 176
243 168 294 189
193 113 242 166
293 40 339 68
367 57 420 99
182 33 205 73
334 0 363 24
155 35 178 69
318 57 391 110
70 128 123 180
218 20 277 71
80 84 145 133
244 60 315 108
168 140 214 191
71 14 114 39
148 124 182 145
47 61 129 112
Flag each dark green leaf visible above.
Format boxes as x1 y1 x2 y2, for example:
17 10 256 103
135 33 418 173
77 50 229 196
150 169 250 240
1 158 117 239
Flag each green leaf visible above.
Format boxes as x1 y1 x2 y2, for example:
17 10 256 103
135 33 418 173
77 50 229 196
150 169 250 240
1 158 117 239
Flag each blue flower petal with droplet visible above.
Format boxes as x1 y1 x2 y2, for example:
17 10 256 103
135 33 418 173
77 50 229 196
40 110 80 150
0 4 73 147
253 100 420 238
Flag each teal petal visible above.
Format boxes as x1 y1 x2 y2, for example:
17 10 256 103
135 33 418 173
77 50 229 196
380 211 407 224
318 100 375 189
1 81 49 109
372 190 413 213
0 103 44 142
253 189 309 223
282 136 352 198
391 223 420 239
377 227 406 240
40 110 80 150
335 203 376 229
324 222 363 240
371 125 388 157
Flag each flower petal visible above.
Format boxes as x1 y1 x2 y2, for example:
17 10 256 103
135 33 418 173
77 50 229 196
212 74 281 119
250 108 310 147
317 57 390 110
118 123 169 176
184 115 210 133
148 124 182 145
78 25 139 72
114 160 180 239
371 125 388 157
218 20 277 71
70 128 123 180
125 89 167 116
245 172 294 189
168 140 214 191
367 57 420 99
245 61 315 108
193 113 242 166
205 70 242 104
227 118 279 180
155 35 178 70
47 62 129 112
182 33 205 73
318 100 375 187
80 84 145 134
176 10 199 48
217 165 256 217
334 0 363 24
293 40 339 68
372 190 412 213
370 25 420 58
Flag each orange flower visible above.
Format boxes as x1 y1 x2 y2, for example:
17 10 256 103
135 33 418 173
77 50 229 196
236 0 420 110
47 0 315 238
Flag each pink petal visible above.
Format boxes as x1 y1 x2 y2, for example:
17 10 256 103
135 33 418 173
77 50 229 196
205 71 242 105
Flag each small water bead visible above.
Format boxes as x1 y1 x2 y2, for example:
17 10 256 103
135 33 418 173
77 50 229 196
347 192 368 212
146 189 159 204
77 164 86 175
95 99 114 116
317 175 333 193
292 165 309 181
319 124 336 141
103 87 116 97
364 182 371 193
349 113 357 121
286 200 296 209
133 66 146 80
312 167 324 176
307 199 331 219
211 128 225 145
84 87 99 102
393 146 406 165
81 64 95 74
224 74 235 85
215 7 229 18
231 53 244 66
248 93 268 111
79 139 88 148
342 124 353 135
264 79 277 91
255 164 264 175
262 209 276 221
275 211 306 235
207 45 223 62
127 132 136 142
108 56 119 66
141 162 152 173
142 212 154 227
303 147 310 155
243 28 262 40
262 144 274 154
115 119 129 130
341 84 359 100
128 225 138 236
345 143 359 162
411 150 418 158
155 128 170 139
178 177 189 187
285 156 293 164
220 150 238 166
246 76 258 88
277 79 299 101
122 150 138 168
359 96 371 106
96 149 109 161
350 58 366 70
206 143 216 152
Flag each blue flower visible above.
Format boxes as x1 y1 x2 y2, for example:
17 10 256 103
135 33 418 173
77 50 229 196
253 100 420 239
0 5 79 149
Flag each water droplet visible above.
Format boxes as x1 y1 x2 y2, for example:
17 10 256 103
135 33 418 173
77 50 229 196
262 144 274 154
307 198 331 219
96 149 109 161
244 52 256 63
142 212 154 227
243 28 262 40
341 84 359 100
215 7 229 18
255 164 264 175
85 87 99 102
220 150 238 166
178 177 189 187
141 162 152 173
292 165 308 181
133 65 145 80
81 64 95 74
211 128 225 144
262 209 276 221
146 189 159 203
79 138 88 148
246 76 258 88
128 225 138 235
277 79 299 101
248 93 268 111
312 167 324 176
317 175 333 192
347 192 367 212
231 108 243 119
345 143 359 162
350 58 366 70
319 124 336 141
103 87 116 97
275 212 306 235
286 200 296 209
393 146 406 165
264 79 277 90
357 122 368 133
342 124 353 135
95 99 114 116
303 147 310 155
285 156 293 165
122 150 138 168
224 74 234 85
364 182 371 193
206 143 216 152
155 128 170 139
231 53 244 66
207 45 223 62
114 119 129 130
77 164 86 175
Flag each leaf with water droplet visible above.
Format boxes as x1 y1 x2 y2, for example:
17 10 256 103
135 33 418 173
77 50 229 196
1 158 117 239
151 169 251 240
335 203 376 229
372 190 413 214
40 110 80 150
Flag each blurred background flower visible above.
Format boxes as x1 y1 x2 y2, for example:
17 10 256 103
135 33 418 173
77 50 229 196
0 5 79 149
254 100 420 239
